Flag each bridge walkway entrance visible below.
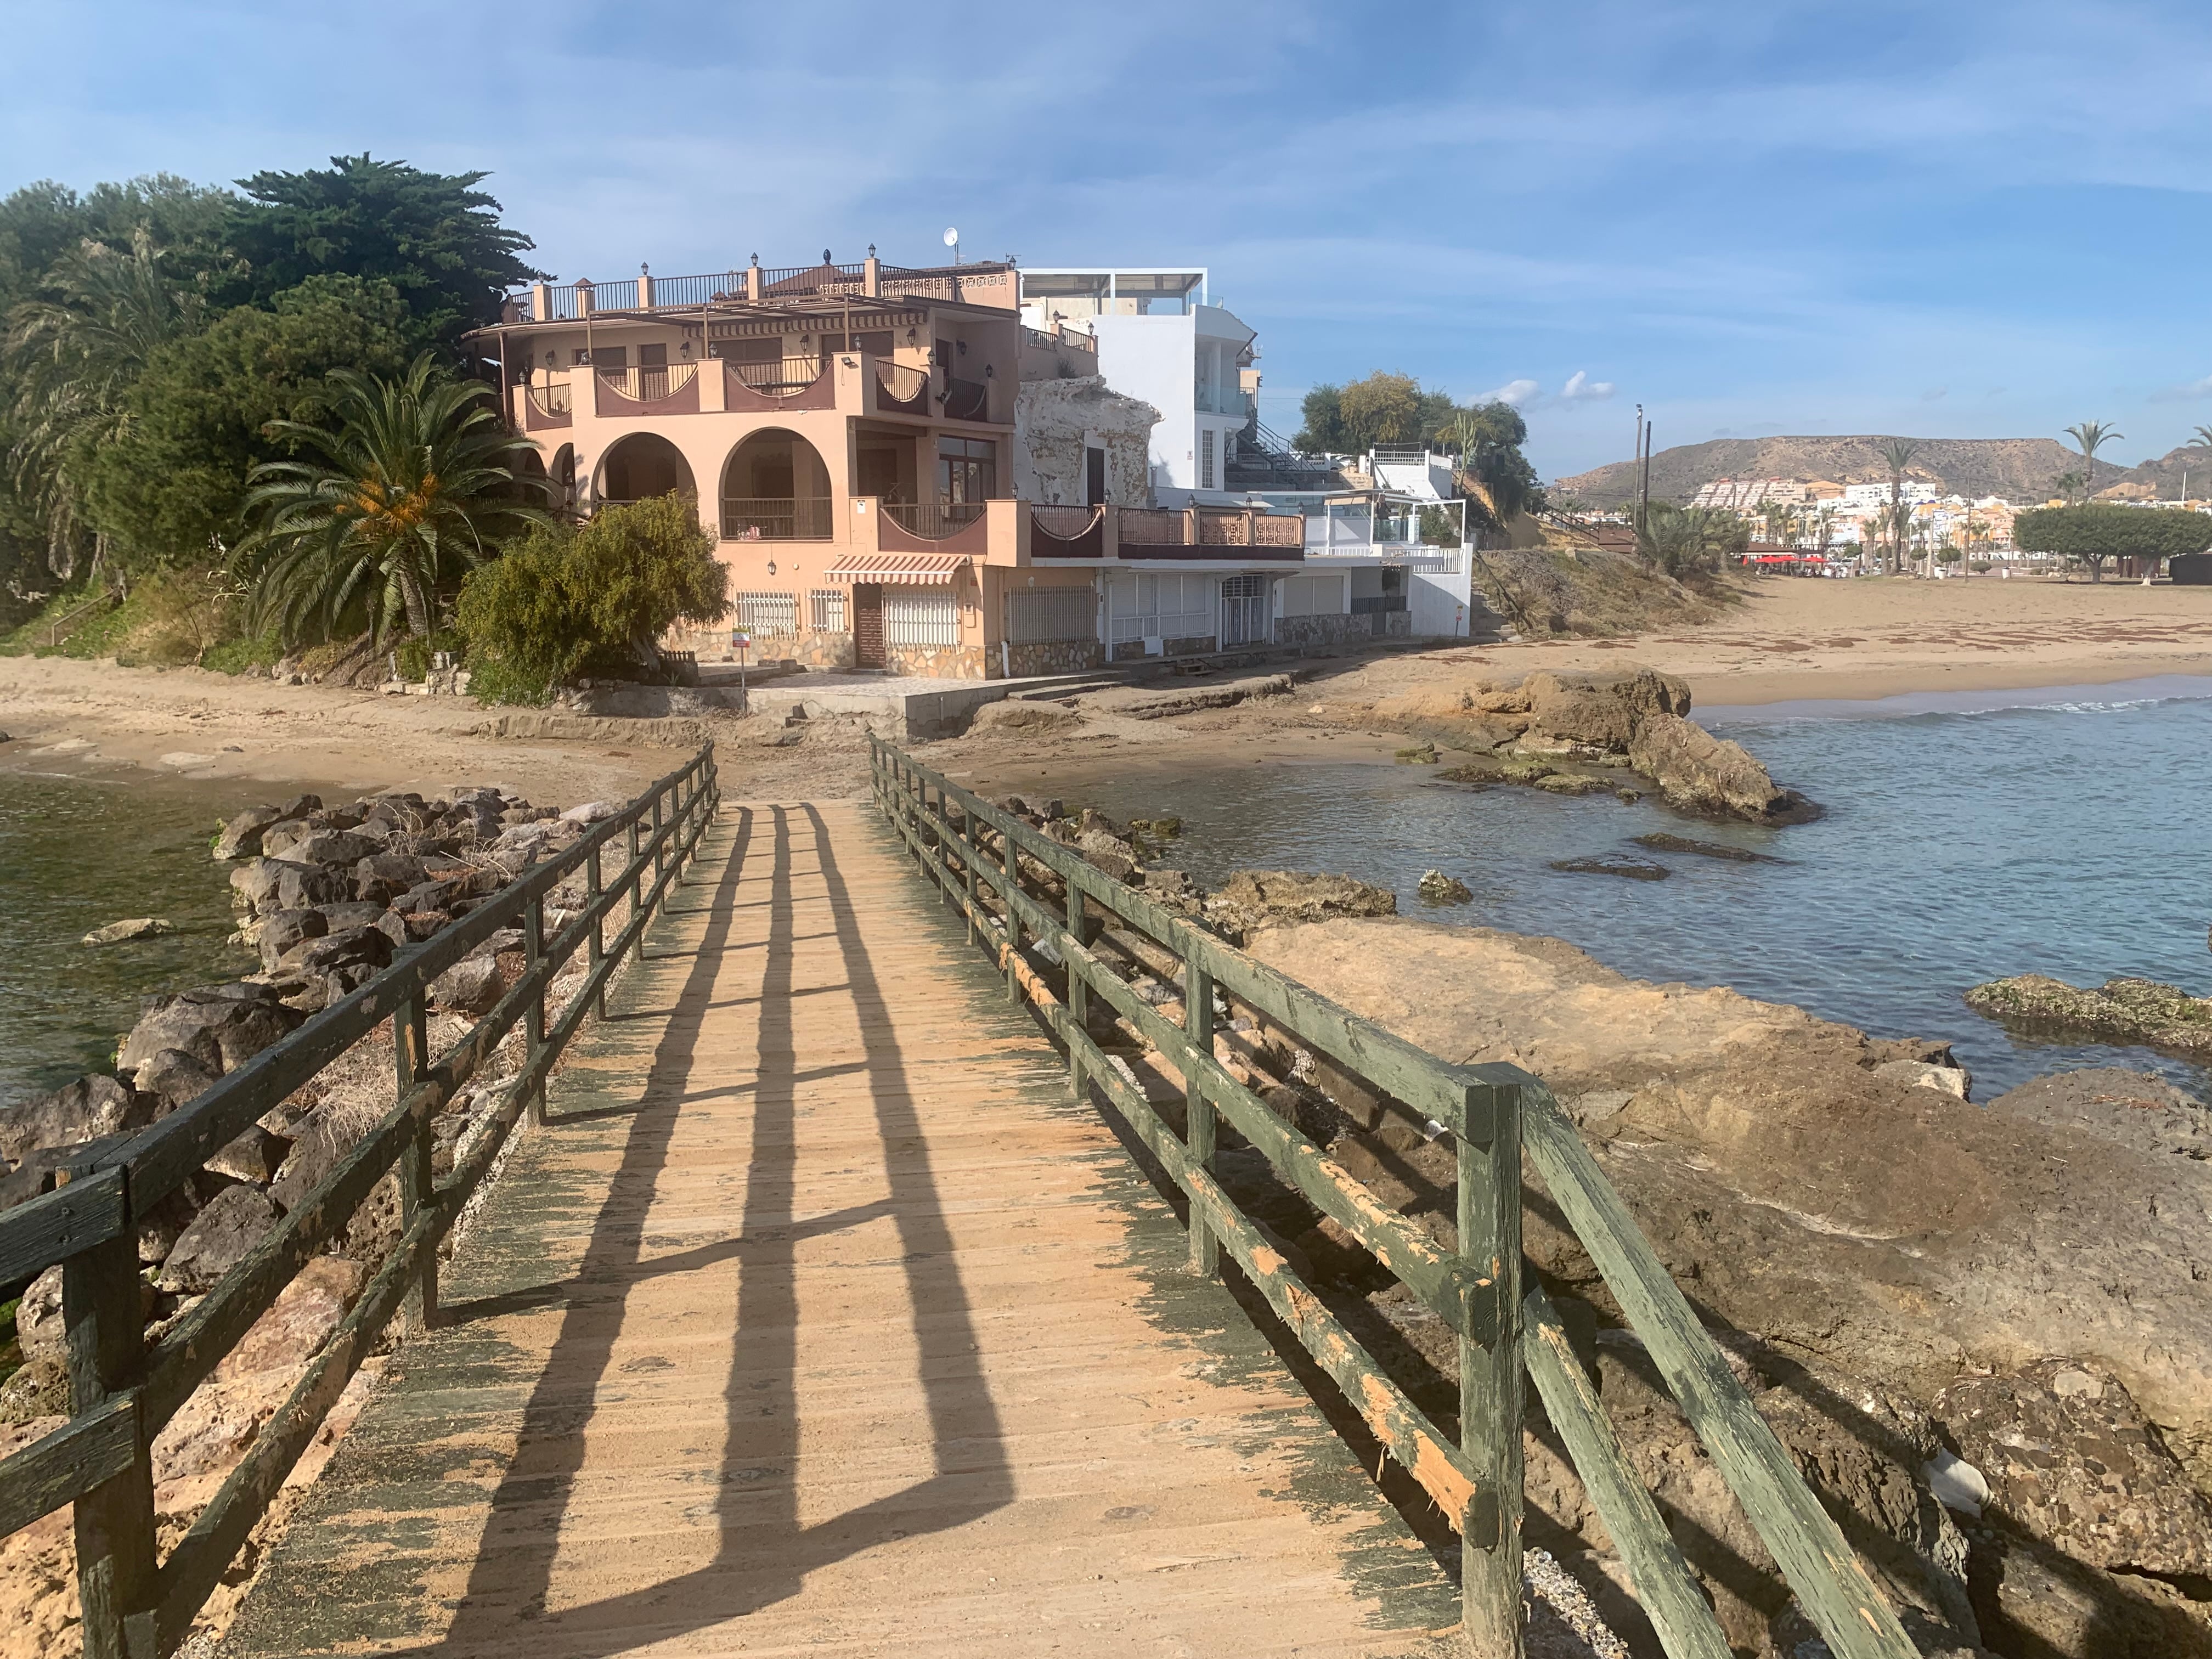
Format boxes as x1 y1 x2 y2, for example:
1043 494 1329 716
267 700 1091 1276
221 798 1457 1657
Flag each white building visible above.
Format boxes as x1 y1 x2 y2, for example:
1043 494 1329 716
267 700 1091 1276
1017 268 1256 497
1841 480 1939 510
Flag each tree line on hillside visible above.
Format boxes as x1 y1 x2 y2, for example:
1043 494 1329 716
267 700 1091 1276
1294 373 1547 526
0 157 727 696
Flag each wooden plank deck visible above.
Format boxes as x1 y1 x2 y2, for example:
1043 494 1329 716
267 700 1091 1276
221 799 1458 1657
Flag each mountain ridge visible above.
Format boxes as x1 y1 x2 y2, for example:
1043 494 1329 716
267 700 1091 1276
1554 435 2211 506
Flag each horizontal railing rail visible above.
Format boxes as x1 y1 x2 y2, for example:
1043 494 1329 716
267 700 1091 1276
595 363 698 402
727 356 830 396
720 496 833 541
0 746 721 1658
940 375 990 422
873 358 929 410
864 737 1917 1659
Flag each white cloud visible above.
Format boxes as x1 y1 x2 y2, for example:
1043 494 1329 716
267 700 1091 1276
1475 378 1542 408
2150 374 2212 403
1560 370 1616 403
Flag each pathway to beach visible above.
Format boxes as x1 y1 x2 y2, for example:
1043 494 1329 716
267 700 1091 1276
219 798 1457 1658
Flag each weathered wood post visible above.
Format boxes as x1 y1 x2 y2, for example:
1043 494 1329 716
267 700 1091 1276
1001 816 1020 1005
1065 883 1086 1094
1185 960 1217 1275
524 891 548 1126
651 792 668 920
62 1229 157 1659
962 803 979 945
628 814 645 940
586 843 607 1018
397 989 437 1330
1458 1075 1525 1656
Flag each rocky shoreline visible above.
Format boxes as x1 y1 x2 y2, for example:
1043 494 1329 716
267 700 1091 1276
968 791 2212 1658
0 781 629 1657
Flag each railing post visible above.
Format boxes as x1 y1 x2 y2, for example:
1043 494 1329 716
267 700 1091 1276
397 989 437 1330
652 792 668 919
1065 883 1086 1094
587 843 606 1018
1001 820 1020 1004
524 891 548 1127
1458 1079 1525 1656
628 814 646 946
1185 961 1217 1275
63 1230 157 1659
963 806 979 944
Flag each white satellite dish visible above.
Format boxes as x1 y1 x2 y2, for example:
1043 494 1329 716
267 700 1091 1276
943 227 960 247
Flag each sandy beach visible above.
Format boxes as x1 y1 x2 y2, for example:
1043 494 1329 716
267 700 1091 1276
4 577 2209 800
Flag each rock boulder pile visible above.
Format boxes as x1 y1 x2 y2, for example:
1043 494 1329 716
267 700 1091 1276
1375 666 1817 823
0 781 621 1432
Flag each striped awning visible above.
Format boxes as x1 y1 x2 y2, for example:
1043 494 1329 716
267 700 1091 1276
822 552 970 584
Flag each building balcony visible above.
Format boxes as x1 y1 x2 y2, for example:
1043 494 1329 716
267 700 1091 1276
509 352 1008 428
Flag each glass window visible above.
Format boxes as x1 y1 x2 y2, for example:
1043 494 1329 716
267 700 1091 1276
937 437 997 504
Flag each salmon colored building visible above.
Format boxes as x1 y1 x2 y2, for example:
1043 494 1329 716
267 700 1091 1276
466 251 1307 679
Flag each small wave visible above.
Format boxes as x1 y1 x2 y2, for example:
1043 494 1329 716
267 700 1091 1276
1706 674 2212 729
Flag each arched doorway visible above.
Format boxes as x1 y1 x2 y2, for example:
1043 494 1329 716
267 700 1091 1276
597 433 694 507
550 444 578 516
720 429 832 540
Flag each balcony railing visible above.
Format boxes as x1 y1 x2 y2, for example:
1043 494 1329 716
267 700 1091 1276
883 502 987 540
721 497 833 541
653 271 747 307
526 379 572 417
504 260 1014 320
875 359 929 414
940 375 990 422
728 357 829 396
1118 507 1190 545
596 363 698 402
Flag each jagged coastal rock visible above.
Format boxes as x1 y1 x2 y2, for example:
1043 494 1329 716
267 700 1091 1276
1374 665 1816 823
1967 970 2212 1054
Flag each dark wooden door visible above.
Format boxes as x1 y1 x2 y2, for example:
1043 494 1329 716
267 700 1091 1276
853 584 885 667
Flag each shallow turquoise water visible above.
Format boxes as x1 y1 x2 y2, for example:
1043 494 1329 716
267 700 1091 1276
1059 676 2212 1099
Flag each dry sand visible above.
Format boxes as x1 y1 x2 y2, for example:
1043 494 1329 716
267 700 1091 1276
4 577 2208 804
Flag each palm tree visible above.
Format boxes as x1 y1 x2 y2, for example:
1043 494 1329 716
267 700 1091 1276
1878 438 1920 576
5 230 203 580
235 354 551 646
2051 469 2087 507
1636 504 1747 578
2063 420 2121 500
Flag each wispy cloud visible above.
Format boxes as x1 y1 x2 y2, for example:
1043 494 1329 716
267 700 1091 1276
1560 370 1616 403
1475 378 1542 408
2150 374 2212 403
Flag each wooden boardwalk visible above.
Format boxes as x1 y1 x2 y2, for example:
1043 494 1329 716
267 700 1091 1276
222 799 1458 1658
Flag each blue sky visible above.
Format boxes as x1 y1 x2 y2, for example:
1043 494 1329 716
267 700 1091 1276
6 0 2210 479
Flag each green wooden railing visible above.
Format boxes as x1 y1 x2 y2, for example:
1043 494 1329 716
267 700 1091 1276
0 746 720 1659
868 735 1916 1659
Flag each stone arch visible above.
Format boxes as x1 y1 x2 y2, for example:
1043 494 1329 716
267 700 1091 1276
549 444 578 515
597 432 695 506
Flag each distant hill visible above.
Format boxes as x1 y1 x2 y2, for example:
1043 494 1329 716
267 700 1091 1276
1554 435 2149 506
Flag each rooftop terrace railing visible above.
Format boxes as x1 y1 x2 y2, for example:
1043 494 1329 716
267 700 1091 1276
0 749 720 1658
867 736 1921 1659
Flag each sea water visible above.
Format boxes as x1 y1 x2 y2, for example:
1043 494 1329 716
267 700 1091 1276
1051 675 2212 1099
0 769 259 1110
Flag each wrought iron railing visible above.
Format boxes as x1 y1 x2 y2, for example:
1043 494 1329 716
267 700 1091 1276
595 363 698 402
940 375 990 422
652 271 747 307
727 357 829 396
0 750 720 1659
1117 507 1190 545
882 501 986 540
720 497 834 541
1030 505 1101 539
874 359 929 411
867 739 1922 1659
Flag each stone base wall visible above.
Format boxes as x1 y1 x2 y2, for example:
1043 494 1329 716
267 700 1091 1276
1276 614 1364 647
1006 640 1104 678
1111 634 1218 663
884 644 988 679
668 624 855 670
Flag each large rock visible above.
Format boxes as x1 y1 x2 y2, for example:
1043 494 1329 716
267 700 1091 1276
0 1074 157 1162
211 794 319 861
117 983 304 1082
1203 870 1397 941
215 1255 364 1379
276 859 355 912
257 906 329 972
431 955 504 1015
1985 1066 2211 1159
353 850 425 904
134 1046 222 1111
1521 668 1691 756
156 1183 279 1292
1627 712 1815 822
287 829 382 868
1966 973 2212 1056
1244 917 2212 1495
1937 1359 2212 1578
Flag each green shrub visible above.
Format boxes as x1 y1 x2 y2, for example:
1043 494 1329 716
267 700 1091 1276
396 628 463 681
202 630 284 674
465 654 552 706
455 495 727 692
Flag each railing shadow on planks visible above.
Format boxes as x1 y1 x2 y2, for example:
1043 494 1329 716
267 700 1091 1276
868 736 1919 1659
0 746 720 1659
